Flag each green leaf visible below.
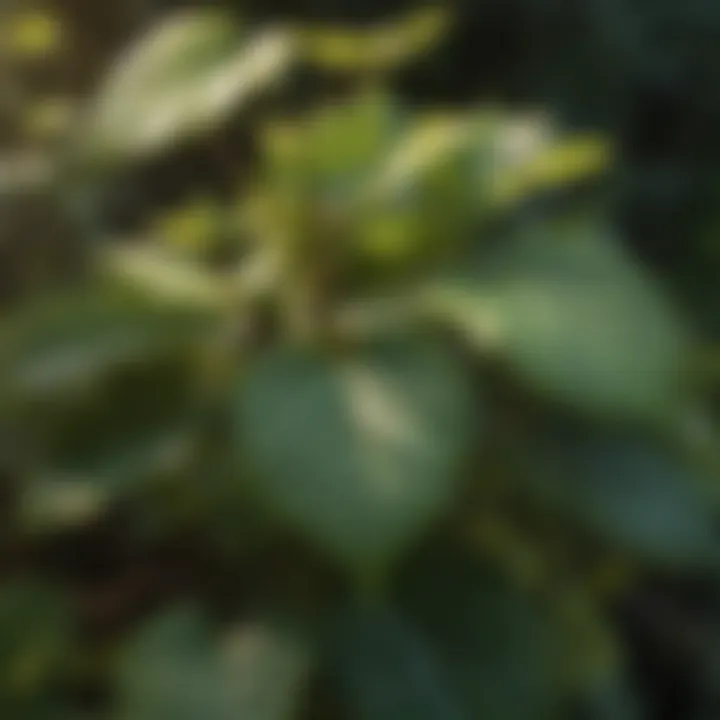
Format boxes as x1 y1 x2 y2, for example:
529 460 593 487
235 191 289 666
0 286 207 402
524 426 717 566
99 244 230 309
300 7 450 74
83 10 295 164
0 287 208 491
324 605 465 720
427 218 687 419
489 134 613 209
399 549 562 720
235 335 475 575
115 605 312 720
356 114 482 268
261 89 401 208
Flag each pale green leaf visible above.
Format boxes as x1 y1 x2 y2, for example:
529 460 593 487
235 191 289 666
84 10 295 164
301 7 450 74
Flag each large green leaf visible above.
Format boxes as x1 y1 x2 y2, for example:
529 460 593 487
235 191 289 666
115 605 312 720
324 605 466 720
235 335 475 575
399 549 562 720
82 10 295 164
522 426 717 567
427 217 687 419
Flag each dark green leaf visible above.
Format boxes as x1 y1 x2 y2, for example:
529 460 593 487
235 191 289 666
235 335 475 575
524 427 717 566
400 549 562 720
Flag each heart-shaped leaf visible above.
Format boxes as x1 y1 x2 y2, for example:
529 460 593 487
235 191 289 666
235 335 475 575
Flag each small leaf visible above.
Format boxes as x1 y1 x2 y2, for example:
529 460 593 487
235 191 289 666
83 11 295 164
301 7 450 74
235 335 475 575
524 426 717 567
99 244 229 308
427 218 687 419
356 114 482 267
261 89 401 207
324 605 466 720
116 605 312 720
490 134 613 208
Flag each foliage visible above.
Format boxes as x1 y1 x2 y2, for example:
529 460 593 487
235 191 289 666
1 3 720 719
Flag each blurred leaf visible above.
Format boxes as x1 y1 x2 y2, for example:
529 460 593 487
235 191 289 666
0 287 209 492
16 476 112 535
368 115 474 201
0 286 208 403
524 427 717 567
325 605 465 720
490 134 613 208
301 7 450 74
235 335 475 576
7 10 62 59
399 549 562 720
356 114 481 268
0 580 75 707
84 11 295 164
427 218 687 419
261 89 401 208
115 605 312 720
99 243 229 308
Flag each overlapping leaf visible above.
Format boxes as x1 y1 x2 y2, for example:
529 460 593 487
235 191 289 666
427 217 687 419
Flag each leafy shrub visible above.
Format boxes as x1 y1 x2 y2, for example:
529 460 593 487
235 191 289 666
1 6 719 719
